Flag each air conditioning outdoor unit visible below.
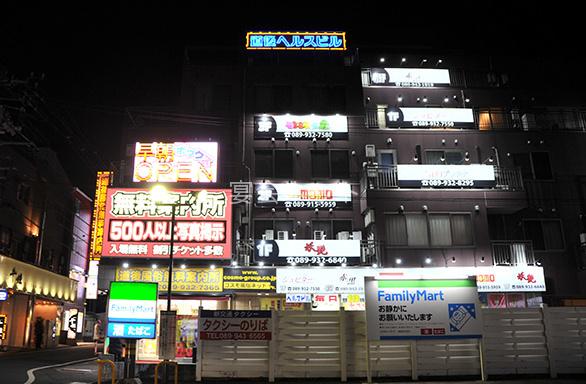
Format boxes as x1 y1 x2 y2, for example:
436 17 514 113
313 230 325 240
365 144 376 158
277 231 289 240
264 230 274 240
352 231 363 240
337 231 350 240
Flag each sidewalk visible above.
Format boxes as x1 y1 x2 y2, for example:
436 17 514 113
0 341 97 356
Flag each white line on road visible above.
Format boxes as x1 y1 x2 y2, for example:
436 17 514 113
24 357 96 384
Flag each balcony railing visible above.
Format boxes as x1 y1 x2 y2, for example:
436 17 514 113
365 108 586 131
491 241 536 266
361 165 524 191
235 239 383 266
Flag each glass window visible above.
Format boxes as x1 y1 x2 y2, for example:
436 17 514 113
331 150 349 178
531 152 553 180
524 219 564 250
255 150 273 177
274 150 293 178
311 150 330 178
406 214 429 246
451 214 474 246
429 214 451 246
333 220 352 239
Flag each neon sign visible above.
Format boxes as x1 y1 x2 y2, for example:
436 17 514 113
133 142 218 183
246 32 346 50
254 114 348 139
89 171 111 261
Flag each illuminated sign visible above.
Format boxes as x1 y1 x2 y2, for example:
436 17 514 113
255 183 352 209
365 278 482 340
0 289 8 301
254 114 348 139
311 294 340 311
0 314 6 340
369 68 450 87
386 107 475 129
222 267 276 293
107 281 157 339
397 165 496 188
199 310 272 340
116 267 223 293
89 171 110 261
133 142 218 183
246 31 346 50
101 188 232 259
255 239 361 266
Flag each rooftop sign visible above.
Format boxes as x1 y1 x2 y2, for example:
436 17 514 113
246 32 346 50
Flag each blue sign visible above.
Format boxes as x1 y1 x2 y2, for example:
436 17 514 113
0 289 8 301
107 322 156 339
246 32 346 50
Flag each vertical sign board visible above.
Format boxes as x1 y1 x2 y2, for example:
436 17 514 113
107 282 157 339
0 314 7 340
199 310 271 341
365 278 482 340
159 310 177 360
89 171 111 261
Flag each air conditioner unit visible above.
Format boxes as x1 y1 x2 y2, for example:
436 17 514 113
352 231 363 241
365 144 376 158
313 230 325 240
264 230 274 240
277 231 289 240
337 231 350 240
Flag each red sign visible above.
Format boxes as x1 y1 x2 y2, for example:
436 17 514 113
101 188 232 259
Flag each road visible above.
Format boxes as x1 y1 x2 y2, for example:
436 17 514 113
0 343 98 384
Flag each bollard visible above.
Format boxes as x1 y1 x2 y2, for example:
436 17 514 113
154 360 178 384
97 359 117 384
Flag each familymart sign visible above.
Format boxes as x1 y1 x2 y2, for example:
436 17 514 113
365 278 482 340
107 281 157 339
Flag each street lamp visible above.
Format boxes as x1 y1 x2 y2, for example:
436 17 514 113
150 185 208 311
150 185 177 312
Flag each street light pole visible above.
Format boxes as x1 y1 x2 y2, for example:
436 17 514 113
166 204 176 312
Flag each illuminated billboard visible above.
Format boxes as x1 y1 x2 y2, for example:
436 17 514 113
89 171 111 261
369 68 451 87
386 107 475 129
101 188 232 259
246 32 346 50
255 182 352 209
133 142 218 183
254 114 348 139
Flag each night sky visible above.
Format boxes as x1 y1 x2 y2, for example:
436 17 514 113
1 1 581 194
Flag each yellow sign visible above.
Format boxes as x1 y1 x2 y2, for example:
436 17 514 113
116 267 223 293
89 171 111 261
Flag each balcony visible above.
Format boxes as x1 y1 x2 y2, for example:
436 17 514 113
361 165 524 191
491 241 536 266
365 108 586 131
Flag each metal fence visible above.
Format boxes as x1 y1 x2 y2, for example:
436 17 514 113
197 307 586 381
361 165 523 191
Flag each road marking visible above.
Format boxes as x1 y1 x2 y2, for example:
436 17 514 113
24 357 96 384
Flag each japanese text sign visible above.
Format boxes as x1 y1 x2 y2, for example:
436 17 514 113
254 114 348 140
246 32 346 50
365 278 482 340
199 310 272 341
255 239 361 266
116 267 223 293
90 171 111 261
101 188 232 259
107 281 157 339
255 183 352 209
222 267 276 293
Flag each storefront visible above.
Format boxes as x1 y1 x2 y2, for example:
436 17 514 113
0 255 78 348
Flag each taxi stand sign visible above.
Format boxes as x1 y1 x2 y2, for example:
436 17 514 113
107 281 158 339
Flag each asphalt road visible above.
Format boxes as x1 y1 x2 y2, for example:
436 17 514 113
0 343 98 384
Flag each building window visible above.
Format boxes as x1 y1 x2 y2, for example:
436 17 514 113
311 150 349 179
16 183 31 205
0 226 12 255
424 150 465 165
254 149 293 179
385 213 473 247
512 152 553 180
523 219 564 251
